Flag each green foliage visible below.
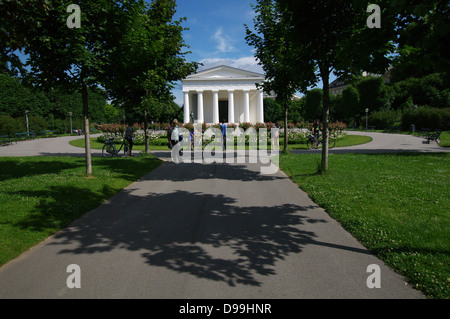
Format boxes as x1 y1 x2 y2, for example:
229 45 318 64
0 74 50 118
401 107 450 131
263 97 304 123
303 89 323 121
338 86 360 121
0 114 24 136
263 98 284 123
368 109 402 130
0 74 107 133
105 0 198 126
356 76 390 113
390 73 450 110
390 0 450 86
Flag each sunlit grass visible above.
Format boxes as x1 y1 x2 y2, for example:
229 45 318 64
280 152 450 299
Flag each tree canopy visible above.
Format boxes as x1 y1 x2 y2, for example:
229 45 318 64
1 0 197 170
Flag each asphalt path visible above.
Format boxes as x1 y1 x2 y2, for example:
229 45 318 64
292 130 449 154
0 134 103 157
0 131 443 299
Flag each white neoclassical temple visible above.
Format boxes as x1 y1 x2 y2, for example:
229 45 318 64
181 65 265 124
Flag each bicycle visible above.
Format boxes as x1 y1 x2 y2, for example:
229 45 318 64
423 130 441 144
102 136 130 158
306 134 336 150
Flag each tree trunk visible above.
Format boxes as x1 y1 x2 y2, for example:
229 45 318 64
81 82 92 175
144 110 150 154
320 67 330 173
283 100 288 154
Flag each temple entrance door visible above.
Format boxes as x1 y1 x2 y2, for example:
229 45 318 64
219 101 229 123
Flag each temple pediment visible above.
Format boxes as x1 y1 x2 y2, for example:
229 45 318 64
185 65 265 81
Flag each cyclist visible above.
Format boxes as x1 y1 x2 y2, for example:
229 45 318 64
312 119 320 149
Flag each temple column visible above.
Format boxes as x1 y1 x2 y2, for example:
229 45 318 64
228 90 235 124
244 90 250 123
257 89 264 123
213 90 219 124
183 91 190 124
197 90 204 123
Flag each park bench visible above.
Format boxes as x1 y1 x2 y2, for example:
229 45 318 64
422 130 441 144
15 131 35 140
414 128 428 138
367 126 376 131
0 135 13 146
386 125 401 132
40 130 56 137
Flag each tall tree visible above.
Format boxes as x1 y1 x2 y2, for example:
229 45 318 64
390 0 450 85
1 0 148 175
104 0 198 153
272 0 395 171
245 0 316 153
304 89 323 122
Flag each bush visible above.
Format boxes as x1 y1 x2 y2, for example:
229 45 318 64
0 114 25 136
368 110 402 129
390 73 450 110
402 107 450 131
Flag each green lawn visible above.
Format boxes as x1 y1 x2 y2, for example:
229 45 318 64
0 155 162 267
69 137 170 151
286 134 372 150
439 131 450 147
279 152 450 299
69 134 372 151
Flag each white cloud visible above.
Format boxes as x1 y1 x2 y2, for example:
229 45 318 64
213 27 235 53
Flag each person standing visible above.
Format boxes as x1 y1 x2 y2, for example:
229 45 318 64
168 119 180 149
125 123 134 156
220 119 227 151
272 122 280 151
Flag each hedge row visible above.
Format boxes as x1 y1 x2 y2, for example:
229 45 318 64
402 107 450 131
0 114 84 136
369 107 450 131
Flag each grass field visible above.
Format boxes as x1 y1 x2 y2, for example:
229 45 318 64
279 152 450 299
439 131 450 147
0 155 162 267
69 134 373 151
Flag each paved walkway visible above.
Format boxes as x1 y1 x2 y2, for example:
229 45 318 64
0 131 444 299
0 135 104 157
292 131 449 154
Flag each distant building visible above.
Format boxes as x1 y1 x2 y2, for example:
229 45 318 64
181 65 265 124
329 66 393 96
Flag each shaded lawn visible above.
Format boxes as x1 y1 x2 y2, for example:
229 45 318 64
0 155 162 267
280 152 450 299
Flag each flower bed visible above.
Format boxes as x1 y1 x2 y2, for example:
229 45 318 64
92 121 348 145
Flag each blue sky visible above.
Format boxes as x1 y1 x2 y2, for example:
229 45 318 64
172 0 263 105
171 0 334 106
173 0 261 71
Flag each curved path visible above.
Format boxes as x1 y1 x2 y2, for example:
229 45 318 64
291 131 449 154
1 131 448 158
0 135 103 157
